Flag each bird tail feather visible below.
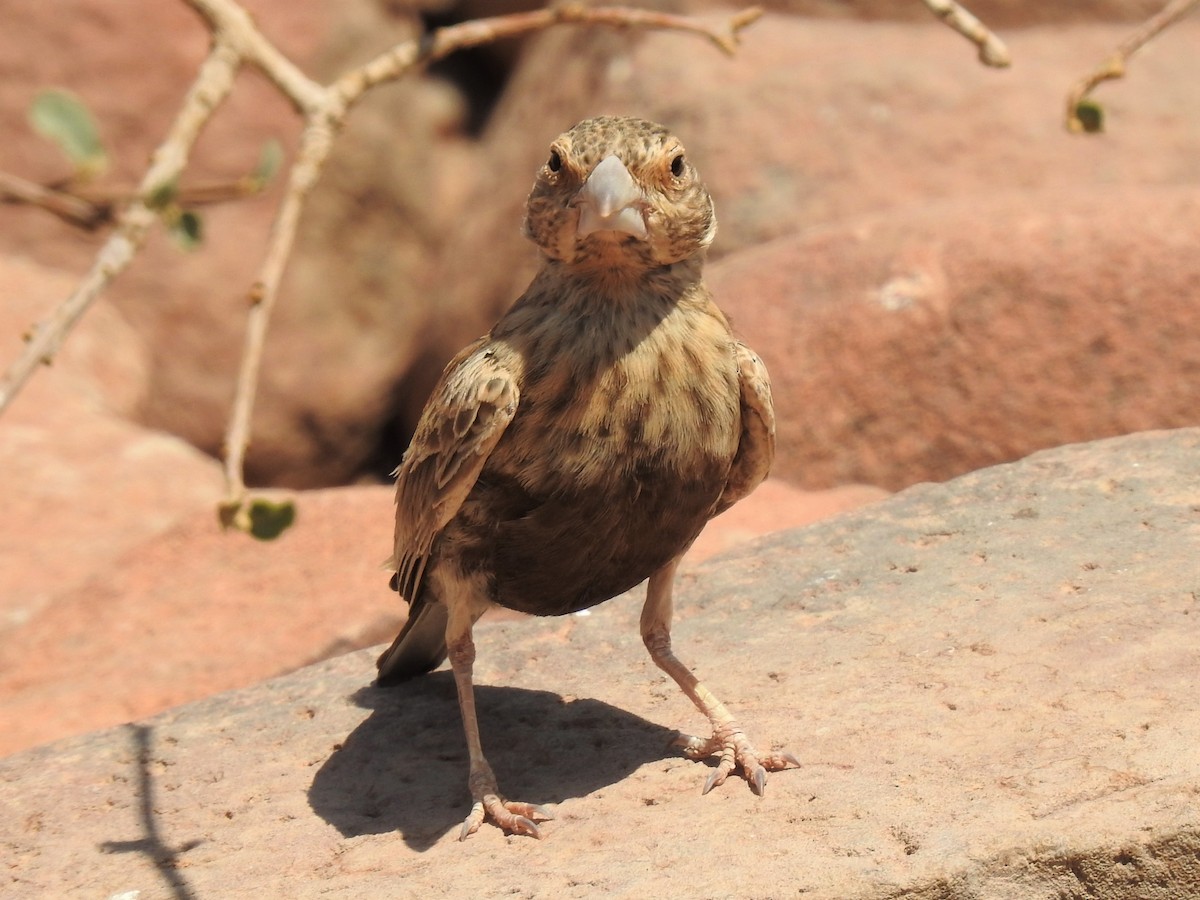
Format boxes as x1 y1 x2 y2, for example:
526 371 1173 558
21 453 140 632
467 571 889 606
375 597 449 685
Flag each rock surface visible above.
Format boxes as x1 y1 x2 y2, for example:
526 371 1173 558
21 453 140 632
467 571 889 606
4 428 1197 898
0 476 883 758
0 255 223 638
707 186 1200 490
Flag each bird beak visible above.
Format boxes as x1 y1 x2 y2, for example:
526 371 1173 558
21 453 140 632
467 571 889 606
574 155 648 240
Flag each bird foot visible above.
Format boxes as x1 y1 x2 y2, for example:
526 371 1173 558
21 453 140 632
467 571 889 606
460 770 553 841
672 723 799 796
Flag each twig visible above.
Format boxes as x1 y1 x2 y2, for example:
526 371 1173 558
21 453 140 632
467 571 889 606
336 5 762 102
220 119 337 508
0 39 241 410
0 170 109 229
221 4 761 512
920 0 1010 68
0 170 270 229
0 0 762 526
1065 0 1199 132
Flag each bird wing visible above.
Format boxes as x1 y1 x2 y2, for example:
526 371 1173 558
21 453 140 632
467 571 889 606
715 341 775 515
390 338 520 604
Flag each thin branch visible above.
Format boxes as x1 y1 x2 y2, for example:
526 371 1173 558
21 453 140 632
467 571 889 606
0 170 109 229
0 171 270 229
221 119 337 506
0 39 241 413
1065 0 1200 132
185 0 326 114
79 178 270 207
333 5 763 103
0 0 763 529
920 0 1010 68
219 5 762 517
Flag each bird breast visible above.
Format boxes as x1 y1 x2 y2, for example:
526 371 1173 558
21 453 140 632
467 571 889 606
499 293 741 492
471 287 742 615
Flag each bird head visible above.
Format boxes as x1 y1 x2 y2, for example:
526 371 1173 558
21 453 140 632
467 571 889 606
523 116 717 271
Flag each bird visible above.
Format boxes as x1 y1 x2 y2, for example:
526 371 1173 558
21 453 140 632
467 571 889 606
375 114 796 840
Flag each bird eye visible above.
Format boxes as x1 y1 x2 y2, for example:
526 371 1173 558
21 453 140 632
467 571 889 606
670 154 686 177
547 149 562 173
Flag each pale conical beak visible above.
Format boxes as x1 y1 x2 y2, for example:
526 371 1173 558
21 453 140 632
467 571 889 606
574 155 647 240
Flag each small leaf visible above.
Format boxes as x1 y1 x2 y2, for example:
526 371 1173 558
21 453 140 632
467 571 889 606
246 498 296 540
217 496 297 540
250 139 283 188
146 178 179 211
1073 99 1104 134
169 209 203 250
29 88 109 178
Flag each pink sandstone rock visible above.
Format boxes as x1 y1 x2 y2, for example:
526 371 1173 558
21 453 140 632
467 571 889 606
2 427 1196 897
0 477 881 757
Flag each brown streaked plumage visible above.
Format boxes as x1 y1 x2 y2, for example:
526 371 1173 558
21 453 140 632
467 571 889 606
376 115 795 840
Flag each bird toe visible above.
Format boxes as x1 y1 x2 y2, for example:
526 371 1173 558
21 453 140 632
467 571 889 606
677 721 799 797
458 794 553 841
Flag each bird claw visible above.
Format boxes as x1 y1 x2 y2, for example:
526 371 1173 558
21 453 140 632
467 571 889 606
673 725 798 797
751 764 767 797
459 795 554 841
702 765 726 796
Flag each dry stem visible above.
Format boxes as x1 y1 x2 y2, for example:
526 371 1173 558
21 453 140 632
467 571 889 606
0 0 762 522
920 0 1010 67
1065 0 1199 132
0 39 240 410
0 171 270 230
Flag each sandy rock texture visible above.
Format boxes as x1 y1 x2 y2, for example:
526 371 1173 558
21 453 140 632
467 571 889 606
0 255 223 640
4 428 1196 898
0 471 872 758
706 186 1200 490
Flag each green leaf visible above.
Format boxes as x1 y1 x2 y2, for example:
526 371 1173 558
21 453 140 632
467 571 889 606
1074 99 1104 134
250 139 283 187
246 498 296 540
28 88 109 178
146 178 179 211
217 496 297 541
169 209 203 250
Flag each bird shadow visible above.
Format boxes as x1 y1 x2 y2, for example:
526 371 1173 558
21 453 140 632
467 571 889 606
307 672 679 850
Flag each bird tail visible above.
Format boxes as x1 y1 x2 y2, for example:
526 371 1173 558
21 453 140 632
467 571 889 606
375 596 449 686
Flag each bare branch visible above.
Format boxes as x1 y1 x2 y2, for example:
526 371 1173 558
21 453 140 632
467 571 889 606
0 171 270 230
184 0 326 114
920 0 1010 68
0 170 109 229
1066 0 1200 132
333 4 764 102
0 0 763 527
221 119 337 505
0 39 241 414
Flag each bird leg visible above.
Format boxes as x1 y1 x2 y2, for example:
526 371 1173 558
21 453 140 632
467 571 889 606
446 608 553 840
640 556 799 795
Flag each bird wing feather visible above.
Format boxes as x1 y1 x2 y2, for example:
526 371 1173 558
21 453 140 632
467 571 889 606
390 338 520 603
715 342 775 515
